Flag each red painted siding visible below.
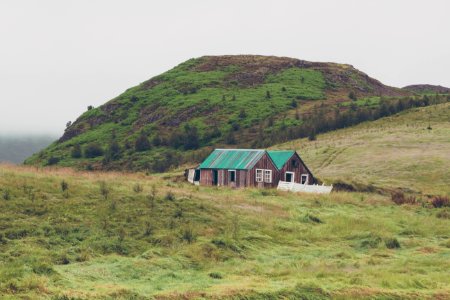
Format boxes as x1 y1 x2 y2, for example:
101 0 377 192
199 151 315 188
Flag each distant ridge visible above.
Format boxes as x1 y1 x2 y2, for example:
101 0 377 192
402 84 450 95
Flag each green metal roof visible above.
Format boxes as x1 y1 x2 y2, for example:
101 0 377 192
199 149 265 170
199 149 295 170
267 150 295 169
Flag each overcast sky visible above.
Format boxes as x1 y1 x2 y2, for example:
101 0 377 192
0 0 449 136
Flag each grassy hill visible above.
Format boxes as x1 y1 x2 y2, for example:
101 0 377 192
0 163 449 299
274 103 450 196
26 55 423 172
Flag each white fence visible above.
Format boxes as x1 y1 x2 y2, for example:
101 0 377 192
277 181 333 194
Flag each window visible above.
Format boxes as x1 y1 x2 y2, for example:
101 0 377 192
291 160 298 167
301 174 308 184
229 170 236 182
285 172 294 182
264 170 272 183
256 169 263 182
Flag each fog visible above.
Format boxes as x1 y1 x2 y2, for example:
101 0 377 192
0 0 449 136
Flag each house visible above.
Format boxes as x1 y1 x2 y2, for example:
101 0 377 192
191 149 316 188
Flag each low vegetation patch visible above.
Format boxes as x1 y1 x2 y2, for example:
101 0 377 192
0 165 448 298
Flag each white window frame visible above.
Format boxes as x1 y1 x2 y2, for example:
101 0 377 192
228 170 236 183
256 169 263 183
301 174 309 184
285 171 295 182
264 169 272 183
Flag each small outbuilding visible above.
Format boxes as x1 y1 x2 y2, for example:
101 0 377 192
191 149 316 188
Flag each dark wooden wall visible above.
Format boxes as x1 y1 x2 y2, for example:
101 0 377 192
248 153 279 188
278 153 315 184
199 168 248 188
199 152 315 188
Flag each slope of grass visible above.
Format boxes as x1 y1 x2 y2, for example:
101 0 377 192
0 165 449 299
25 55 412 171
274 103 450 196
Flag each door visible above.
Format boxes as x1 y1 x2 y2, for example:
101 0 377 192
212 170 218 185
285 172 294 182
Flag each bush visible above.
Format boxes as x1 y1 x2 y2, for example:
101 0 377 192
308 129 316 141
105 140 121 161
164 191 175 201
71 144 82 158
2 189 11 200
181 227 196 243
135 133 151 152
391 191 417 205
436 210 450 219
209 272 223 279
47 156 60 165
302 214 323 224
133 183 143 193
61 180 69 192
84 142 104 158
385 238 401 249
99 181 110 200
431 195 450 208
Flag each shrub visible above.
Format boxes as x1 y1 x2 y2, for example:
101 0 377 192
135 133 151 152
302 214 323 224
308 129 316 141
225 131 236 144
431 195 450 208
84 142 104 158
57 252 71 265
47 156 60 165
360 235 382 248
181 227 196 243
348 91 357 101
238 109 247 119
61 180 69 192
105 140 122 161
99 181 110 200
144 221 154 236
209 272 223 279
2 189 11 200
71 144 82 158
391 191 417 205
436 210 450 219
385 238 401 249
32 263 55 275
164 191 175 201
147 185 157 208
173 209 183 218
133 183 143 193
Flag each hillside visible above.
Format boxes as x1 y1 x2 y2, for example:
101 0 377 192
0 164 449 299
274 103 450 196
0 135 55 164
403 84 450 95
26 55 419 171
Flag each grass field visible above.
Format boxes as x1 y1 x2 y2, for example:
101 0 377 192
0 163 449 299
2 104 450 299
275 103 450 196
